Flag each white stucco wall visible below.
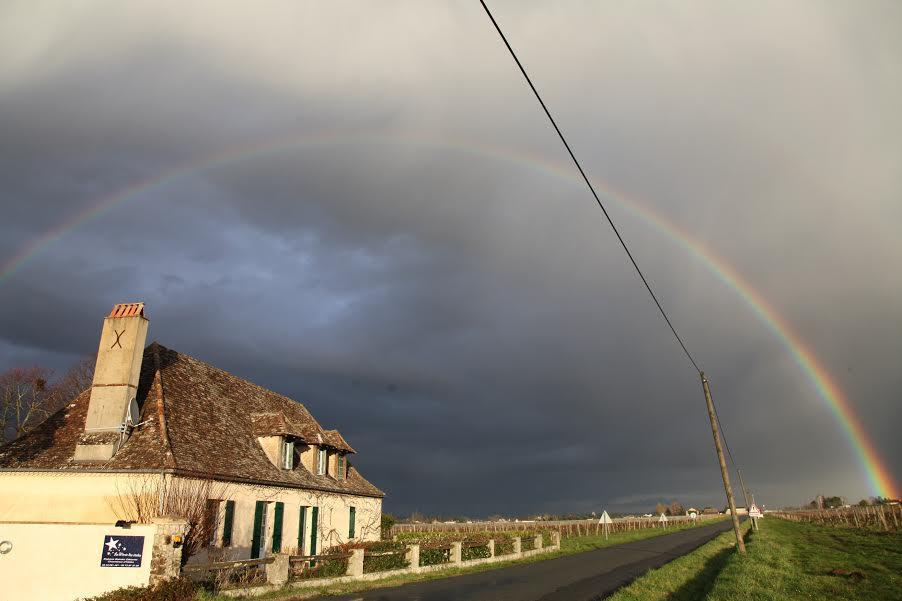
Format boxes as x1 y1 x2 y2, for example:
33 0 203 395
0 471 382 564
0 521 155 601
196 478 383 562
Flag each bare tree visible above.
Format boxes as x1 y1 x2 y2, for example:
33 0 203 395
110 474 229 563
0 358 94 442
1 367 55 441
52 357 94 402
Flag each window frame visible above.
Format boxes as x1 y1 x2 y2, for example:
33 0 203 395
337 454 345 480
316 447 327 475
204 499 221 547
281 438 295 470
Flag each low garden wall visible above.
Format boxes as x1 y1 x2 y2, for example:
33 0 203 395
208 531 561 597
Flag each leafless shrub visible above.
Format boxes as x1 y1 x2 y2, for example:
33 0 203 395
110 475 229 563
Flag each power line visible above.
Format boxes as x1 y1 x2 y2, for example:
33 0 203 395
479 3 751 515
478 0 701 374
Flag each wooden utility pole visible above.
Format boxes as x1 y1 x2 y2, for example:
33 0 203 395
736 467 750 510
701 372 746 553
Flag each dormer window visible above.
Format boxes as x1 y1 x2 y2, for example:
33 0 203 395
281 438 295 470
316 447 327 475
337 454 346 480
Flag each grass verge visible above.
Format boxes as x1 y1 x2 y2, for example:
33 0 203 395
197 520 725 600
607 518 902 601
606 522 749 601
706 518 902 601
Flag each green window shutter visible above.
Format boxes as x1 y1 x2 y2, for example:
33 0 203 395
349 507 356 539
272 502 284 553
250 500 265 559
309 506 319 561
298 506 307 552
222 500 235 547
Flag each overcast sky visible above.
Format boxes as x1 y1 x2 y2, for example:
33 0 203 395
1 1 900 516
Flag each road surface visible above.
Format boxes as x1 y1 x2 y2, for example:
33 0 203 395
324 519 735 601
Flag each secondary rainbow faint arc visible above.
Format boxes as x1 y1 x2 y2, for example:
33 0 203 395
0 131 896 499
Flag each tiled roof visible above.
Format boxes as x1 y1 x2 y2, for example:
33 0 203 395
0 343 383 498
322 430 356 454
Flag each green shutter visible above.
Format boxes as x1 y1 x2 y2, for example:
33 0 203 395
309 506 319 564
298 506 307 552
250 500 265 559
272 502 284 553
349 507 356 539
222 500 235 547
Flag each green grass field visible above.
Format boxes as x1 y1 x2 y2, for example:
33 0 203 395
608 518 902 601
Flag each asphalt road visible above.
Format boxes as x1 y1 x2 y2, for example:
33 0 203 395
323 519 736 601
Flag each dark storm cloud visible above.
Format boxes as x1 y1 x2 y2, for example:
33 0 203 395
1 1 900 515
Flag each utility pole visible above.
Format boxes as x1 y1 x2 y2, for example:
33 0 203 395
736 467 751 511
701 372 746 553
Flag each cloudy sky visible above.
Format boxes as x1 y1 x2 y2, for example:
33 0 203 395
1 1 900 516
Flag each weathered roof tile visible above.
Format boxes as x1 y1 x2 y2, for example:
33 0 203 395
0 343 383 498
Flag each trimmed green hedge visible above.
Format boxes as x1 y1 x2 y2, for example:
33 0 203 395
493 533 515 555
290 547 349 581
362 541 409 573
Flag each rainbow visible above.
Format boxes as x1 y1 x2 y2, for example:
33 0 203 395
1 131 896 498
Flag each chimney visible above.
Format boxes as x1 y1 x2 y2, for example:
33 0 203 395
73 302 149 461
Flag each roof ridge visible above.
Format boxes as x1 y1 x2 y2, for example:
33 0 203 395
151 343 177 469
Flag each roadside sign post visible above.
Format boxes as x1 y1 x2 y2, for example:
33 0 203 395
748 503 762 531
599 510 613 540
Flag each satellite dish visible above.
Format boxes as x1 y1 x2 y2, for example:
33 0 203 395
124 397 140 427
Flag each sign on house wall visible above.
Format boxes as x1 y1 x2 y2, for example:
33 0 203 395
100 535 145 567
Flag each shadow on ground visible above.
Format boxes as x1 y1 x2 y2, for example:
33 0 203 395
666 527 753 601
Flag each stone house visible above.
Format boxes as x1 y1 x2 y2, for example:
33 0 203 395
0 303 384 561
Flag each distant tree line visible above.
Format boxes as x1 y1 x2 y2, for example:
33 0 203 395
791 495 897 511
655 500 686 516
392 499 701 525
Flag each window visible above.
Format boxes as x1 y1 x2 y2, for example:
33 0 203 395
317 447 327 475
349 506 356 539
203 499 220 546
281 438 294 469
297 506 308 553
251 501 269 559
337 454 346 480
